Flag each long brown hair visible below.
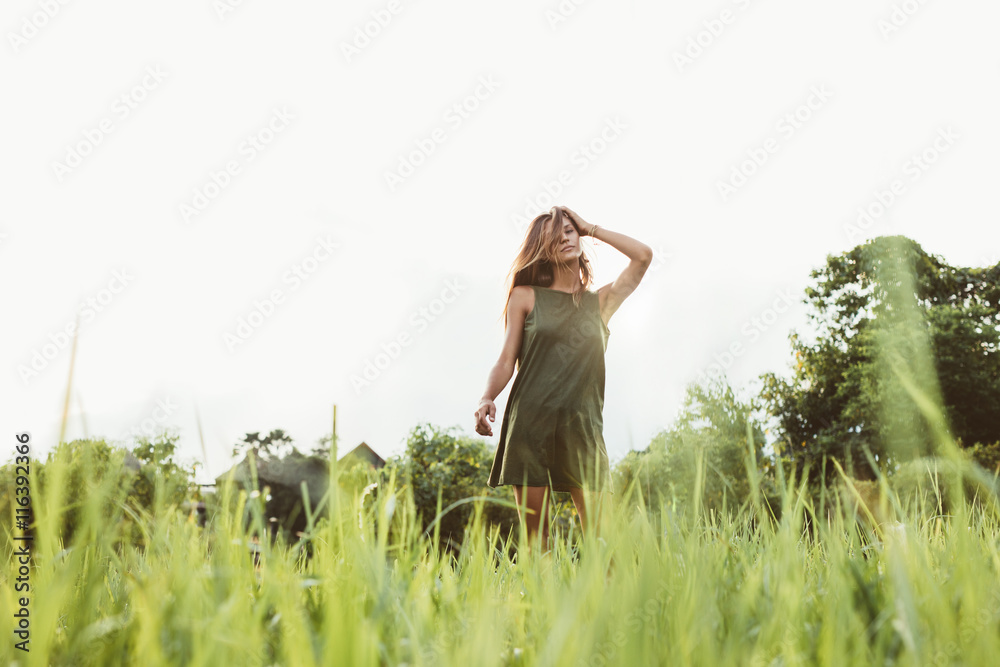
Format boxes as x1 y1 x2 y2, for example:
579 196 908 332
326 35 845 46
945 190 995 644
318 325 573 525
501 206 595 329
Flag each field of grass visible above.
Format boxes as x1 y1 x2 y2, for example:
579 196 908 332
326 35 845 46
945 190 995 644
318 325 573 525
3 441 1000 667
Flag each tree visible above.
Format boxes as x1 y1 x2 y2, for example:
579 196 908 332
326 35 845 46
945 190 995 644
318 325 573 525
232 429 296 460
760 236 1000 486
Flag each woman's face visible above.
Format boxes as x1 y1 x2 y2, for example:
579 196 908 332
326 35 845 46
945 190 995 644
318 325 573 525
554 215 581 260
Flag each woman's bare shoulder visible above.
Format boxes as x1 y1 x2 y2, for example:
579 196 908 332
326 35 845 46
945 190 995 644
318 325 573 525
510 285 535 317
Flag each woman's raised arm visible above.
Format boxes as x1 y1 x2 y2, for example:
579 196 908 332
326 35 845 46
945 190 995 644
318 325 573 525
562 206 653 323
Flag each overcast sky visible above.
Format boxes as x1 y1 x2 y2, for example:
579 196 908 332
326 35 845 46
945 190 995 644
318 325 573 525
3 1 998 483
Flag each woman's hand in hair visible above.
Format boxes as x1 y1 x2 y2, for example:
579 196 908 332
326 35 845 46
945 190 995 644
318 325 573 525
475 399 496 436
560 206 595 237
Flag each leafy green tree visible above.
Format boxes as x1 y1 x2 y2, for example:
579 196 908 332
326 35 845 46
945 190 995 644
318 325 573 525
760 236 1000 486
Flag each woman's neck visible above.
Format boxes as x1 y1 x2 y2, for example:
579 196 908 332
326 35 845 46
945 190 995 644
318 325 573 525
549 266 583 292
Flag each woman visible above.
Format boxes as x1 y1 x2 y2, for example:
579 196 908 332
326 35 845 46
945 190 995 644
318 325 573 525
474 205 652 555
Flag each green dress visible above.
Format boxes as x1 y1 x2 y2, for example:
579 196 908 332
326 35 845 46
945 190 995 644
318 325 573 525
487 285 614 493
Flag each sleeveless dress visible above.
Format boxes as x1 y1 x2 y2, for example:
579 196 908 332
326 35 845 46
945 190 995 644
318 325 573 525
487 285 614 493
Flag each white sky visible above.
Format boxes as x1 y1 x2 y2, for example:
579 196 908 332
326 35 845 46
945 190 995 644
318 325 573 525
2 1 998 483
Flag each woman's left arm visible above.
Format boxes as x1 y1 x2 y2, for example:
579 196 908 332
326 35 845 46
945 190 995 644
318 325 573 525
561 206 654 320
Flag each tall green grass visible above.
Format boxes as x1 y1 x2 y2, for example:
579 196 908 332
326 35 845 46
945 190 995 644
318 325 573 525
3 428 1000 666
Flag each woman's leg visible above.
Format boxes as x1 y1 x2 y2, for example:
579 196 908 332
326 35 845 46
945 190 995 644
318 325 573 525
512 484 551 554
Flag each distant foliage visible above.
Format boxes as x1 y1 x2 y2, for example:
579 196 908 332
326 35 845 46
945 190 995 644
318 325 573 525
391 423 520 554
964 439 1000 476
614 376 776 519
0 432 199 551
127 432 202 516
232 428 296 460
